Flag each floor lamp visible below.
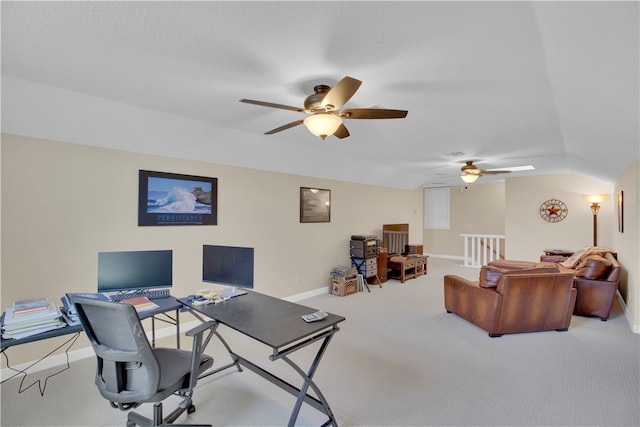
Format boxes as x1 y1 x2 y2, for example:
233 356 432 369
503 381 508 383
582 194 609 246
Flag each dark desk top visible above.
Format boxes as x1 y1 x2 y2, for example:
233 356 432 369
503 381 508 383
1 296 182 350
179 291 345 349
138 295 183 318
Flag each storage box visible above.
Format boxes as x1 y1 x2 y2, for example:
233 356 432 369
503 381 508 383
329 278 359 297
405 244 423 255
351 257 377 277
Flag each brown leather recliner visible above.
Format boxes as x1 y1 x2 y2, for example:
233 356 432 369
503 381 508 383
444 266 577 337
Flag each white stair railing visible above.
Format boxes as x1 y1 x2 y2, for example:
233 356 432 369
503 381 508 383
461 234 506 267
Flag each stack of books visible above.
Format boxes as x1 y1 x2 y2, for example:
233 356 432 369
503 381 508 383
2 298 63 339
120 296 159 312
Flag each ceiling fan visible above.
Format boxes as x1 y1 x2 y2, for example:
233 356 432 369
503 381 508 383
240 76 408 140
460 160 513 183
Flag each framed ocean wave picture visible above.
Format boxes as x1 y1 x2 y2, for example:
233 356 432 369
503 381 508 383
138 170 218 226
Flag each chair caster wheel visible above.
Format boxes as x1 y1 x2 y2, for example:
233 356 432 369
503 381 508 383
187 404 196 414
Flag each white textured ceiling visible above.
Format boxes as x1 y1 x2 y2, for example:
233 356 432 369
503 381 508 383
1 1 638 189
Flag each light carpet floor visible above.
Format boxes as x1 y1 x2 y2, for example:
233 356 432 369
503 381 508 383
1 258 639 426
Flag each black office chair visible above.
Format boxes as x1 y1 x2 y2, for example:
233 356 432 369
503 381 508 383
70 295 215 427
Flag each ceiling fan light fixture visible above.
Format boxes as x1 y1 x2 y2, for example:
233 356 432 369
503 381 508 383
460 174 479 183
303 113 342 140
460 161 479 174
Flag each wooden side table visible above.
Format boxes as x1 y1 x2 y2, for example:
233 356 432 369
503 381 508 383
543 249 574 256
387 255 428 283
413 255 429 277
375 249 388 284
541 249 574 263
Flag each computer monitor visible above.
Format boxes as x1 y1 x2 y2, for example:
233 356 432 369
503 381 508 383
97 250 173 293
202 245 254 297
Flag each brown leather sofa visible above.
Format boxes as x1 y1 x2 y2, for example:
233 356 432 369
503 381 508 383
444 266 576 337
489 250 621 321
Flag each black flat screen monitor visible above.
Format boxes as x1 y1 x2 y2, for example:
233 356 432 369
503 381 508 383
202 245 254 296
97 250 173 293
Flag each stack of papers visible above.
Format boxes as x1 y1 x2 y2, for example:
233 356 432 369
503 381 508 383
2 302 64 340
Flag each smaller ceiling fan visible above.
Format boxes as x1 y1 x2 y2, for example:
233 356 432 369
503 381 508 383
460 160 514 183
240 76 408 140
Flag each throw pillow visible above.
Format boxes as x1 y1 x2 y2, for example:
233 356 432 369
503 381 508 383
560 248 587 268
575 255 612 280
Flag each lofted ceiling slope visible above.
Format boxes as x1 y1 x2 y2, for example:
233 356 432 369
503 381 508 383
1 1 638 189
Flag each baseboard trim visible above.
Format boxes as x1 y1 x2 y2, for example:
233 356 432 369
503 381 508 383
283 287 327 302
425 253 465 262
617 291 640 334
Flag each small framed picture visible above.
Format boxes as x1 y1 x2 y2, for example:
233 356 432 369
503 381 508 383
300 187 331 223
138 170 217 226
618 190 624 233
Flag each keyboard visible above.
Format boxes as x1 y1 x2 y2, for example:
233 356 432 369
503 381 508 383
109 289 170 301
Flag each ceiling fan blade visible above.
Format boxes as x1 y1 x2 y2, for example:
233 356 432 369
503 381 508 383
240 99 304 113
333 123 350 139
482 170 512 175
321 76 362 110
264 119 304 135
340 108 408 119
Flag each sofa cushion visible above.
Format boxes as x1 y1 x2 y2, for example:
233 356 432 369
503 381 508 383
479 266 504 288
574 255 612 280
479 265 560 288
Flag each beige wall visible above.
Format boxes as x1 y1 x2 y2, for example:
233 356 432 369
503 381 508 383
505 174 614 260
1 134 423 365
612 161 639 331
2 134 638 369
423 183 505 257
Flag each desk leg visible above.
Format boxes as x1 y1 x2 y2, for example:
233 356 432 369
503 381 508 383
281 334 338 427
187 307 338 426
150 309 181 349
188 311 243 379
176 309 180 349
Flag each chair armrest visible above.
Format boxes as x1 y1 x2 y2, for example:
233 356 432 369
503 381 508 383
186 320 217 337
186 321 218 390
444 275 502 334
